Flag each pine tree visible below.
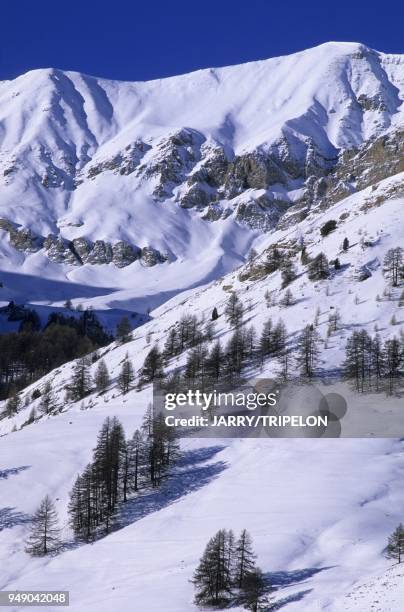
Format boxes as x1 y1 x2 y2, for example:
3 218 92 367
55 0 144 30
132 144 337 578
298 324 320 378
193 529 234 606
206 340 224 381
384 247 403 286
39 381 57 414
343 330 372 392
225 292 244 328
240 567 269 612
211 306 219 321
280 260 297 288
68 358 92 401
94 359 111 393
92 416 126 532
371 334 385 391
301 245 310 265
308 252 329 281
117 354 134 394
234 529 256 588
25 495 61 556
4 391 21 417
334 258 341 270
342 237 349 251
386 524 404 564
116 316 132 343
259 318 273 362
139 345 164 385
64 298 73 310
384 337 402 395
280 288 294 307
163 327 179 361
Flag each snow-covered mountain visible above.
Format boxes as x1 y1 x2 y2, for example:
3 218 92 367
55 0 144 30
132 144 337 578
1 42 404 611
2 41 404 314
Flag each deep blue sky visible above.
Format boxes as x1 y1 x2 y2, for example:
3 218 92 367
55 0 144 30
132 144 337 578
3 0 404 82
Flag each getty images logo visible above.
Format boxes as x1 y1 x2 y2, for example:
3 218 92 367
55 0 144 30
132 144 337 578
251 379 348 438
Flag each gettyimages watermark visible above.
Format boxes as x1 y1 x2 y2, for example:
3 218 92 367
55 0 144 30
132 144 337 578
152 378 352 439
153 377 404 438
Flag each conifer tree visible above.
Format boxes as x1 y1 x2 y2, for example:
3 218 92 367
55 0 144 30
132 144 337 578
39 381 57 415
116 316 132 343
118 354 134 394
308 252 330 281
211 306 219 321
384 247 403 286
163 327 179 361
342 237 349 251
68 358 92 401
384 337 402 394
298 324 320 378
25 495 61 556
139 345 164 385
280 260 297 288
206 340 224 381
225 293 244 328
193 529 234 606
234 529 256 588
280 288 294 307
386 524 404 564
4 391 21 417
240 567 269 612
94 359 111 393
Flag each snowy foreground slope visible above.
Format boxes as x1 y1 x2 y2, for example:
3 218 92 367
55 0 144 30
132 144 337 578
1 161 404 611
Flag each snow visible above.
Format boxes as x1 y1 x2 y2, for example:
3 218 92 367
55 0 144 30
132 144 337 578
1 42 404 611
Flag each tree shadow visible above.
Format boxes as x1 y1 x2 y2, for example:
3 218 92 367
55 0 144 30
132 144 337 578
0 465 30 480
272 589 313 609
115 446 227 530
61 445 227 551
265 566 333 610
0 507 31 531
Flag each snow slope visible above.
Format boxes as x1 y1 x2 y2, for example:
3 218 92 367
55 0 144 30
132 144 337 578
1 166 404 609
2 42 404 611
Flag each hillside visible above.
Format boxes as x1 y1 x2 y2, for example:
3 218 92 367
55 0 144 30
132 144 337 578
1 42 404 611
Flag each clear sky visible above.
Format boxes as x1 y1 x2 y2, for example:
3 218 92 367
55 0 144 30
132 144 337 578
3 0 404 82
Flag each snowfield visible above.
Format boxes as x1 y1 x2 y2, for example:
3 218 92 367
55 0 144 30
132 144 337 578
1 41 404 611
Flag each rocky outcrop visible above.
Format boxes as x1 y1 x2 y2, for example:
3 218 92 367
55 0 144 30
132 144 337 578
86 140 151 180
112 241 141 268
85 240 113 265
141 129 204 199
235 194 289 231
141 246 167 266
223 152 286 199
0 218 165 269
9 228 43 252
44 235 81 265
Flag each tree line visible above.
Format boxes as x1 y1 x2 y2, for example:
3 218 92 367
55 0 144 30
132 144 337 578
25 411 179 553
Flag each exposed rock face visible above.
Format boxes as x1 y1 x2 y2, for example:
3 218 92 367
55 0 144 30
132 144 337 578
112 241 141 268
223 152 286 199
0 219 165 269
141 246 167 267
141 129 204 199
9 228 43 252
0 218 15 233
85 240 113 265
234 194 288 231
44 235 80 265
71 237 92 262
86 140 151 180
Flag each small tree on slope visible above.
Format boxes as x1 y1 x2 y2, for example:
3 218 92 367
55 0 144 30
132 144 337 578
25 495 61 556
386 524 404 564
